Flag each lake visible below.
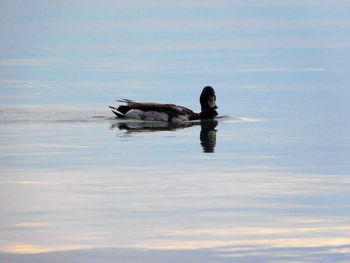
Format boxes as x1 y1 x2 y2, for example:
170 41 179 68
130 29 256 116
1 1 350 262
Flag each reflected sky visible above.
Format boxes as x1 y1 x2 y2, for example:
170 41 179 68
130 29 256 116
1 0 350 262
1 163 350 261
0 107 349 262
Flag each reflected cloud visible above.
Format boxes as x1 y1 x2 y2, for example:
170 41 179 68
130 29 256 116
236 67 327 72
164 226 350 240
88 37 350 52
1 181 51 185
1 165 350 261
15 222 49 228
0 58 63 67
2 244 95 254
111 119 219 153
135 237 350 251
76 18 350 33
4 244 51 254
22 0 350 9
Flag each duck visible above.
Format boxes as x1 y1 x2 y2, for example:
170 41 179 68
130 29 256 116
109 86 218 122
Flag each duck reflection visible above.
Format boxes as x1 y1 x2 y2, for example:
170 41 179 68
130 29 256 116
111 119 218 153
199 120 218 153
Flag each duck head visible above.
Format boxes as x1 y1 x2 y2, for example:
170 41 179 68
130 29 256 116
200 86 218 119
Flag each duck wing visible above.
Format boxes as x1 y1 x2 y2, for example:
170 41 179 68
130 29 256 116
118 99 197 118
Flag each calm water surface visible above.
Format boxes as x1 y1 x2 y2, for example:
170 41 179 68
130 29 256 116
1 1 350 262
0 95 349 262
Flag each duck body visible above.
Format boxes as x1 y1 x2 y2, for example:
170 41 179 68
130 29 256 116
109 86 218 122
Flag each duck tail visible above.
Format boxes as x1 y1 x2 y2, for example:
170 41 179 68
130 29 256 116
109 106 125 118
117 98 133 103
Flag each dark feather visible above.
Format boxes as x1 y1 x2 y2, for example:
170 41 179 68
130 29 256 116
109 106 124 117
120 100 198 119
110 86 218 121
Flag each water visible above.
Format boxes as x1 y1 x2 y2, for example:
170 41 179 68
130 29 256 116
0 100 349 262
1 1 350 262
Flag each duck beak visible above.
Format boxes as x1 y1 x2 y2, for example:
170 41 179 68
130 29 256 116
208 97 217 109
